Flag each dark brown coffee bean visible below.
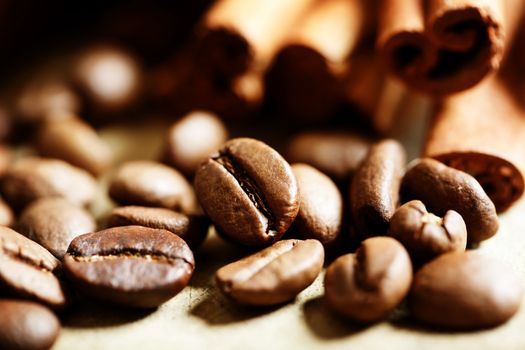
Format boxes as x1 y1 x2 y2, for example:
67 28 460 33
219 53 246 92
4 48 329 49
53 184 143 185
388 200 467 261
0 197 14 227
17 198 96 259
291 163 342 245
36 117 113 176
162 110 228 177
64 225 194 308
0 227 68 309
287 131 372 182
0 300 60 350
410 251 523 329
109 160 198 214
107 206 209 248
194 138 299 246
1 157 97 210
401 158 499 244
350 139 406 238
216 239 324 305
324 236 412 322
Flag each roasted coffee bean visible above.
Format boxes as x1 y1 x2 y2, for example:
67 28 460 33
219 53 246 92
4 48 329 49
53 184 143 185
216 239 324 305
350 139 406 238
291 163 342 245
18 197 96 259
109 160 198 214
64 225 195 308
107 206 209 248
1 157 97 210
162 110 228 177
410 251 523 329
194 138 299 246
0 227 68 309
287 131 372 182
324 236 412 322
0 197 14 227
401 158 499 244
0 144 13 175
0 300 60 350
36 117 113 176
388 200 467 261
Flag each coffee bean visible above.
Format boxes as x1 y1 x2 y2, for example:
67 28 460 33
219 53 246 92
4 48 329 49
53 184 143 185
0 197 14 227
410 251 523 329
109 160 198 214
64 225 194 308
350 139 406 238
0 144 13 175
162 110 228 177
17 197 96 259
194 138 299 246
401 158 498 244
1 157 97 210
0 227 68 309
215 239 324 305
388 200 467 261
324 236 412 322
36 117 113 176
291 163 342 245
0 300 60 350
107 206 209 248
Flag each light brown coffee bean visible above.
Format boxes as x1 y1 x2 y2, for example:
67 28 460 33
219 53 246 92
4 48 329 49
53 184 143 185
291 163 342 245
216 239 324 305
0 197 14 227
401 158 499 244
17 197 96 259
1 157 97 210
410 251 523 329
388 200 467 261
324 236 412 322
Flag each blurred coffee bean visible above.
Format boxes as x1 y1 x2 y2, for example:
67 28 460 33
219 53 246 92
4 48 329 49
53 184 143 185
1 157 97 211
36 117 113 176
0 103 13 141
0 143 13 176
0 197 14 227
162 110 228 177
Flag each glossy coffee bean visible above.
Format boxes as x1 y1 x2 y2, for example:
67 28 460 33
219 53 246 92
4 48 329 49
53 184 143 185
107 206 209 248
64 225 195 308
18 197 96 259
216 239 324 305
1 157 97 210
0 300 60 350
410 251 523 329
0 227 68 309
162 110 228 177
388 200 467 261
109 160 198 214
324 237 412 322
291 163 342 245
36 117 113 176
401 158 499 244
194 138 299 246
350 139 406 238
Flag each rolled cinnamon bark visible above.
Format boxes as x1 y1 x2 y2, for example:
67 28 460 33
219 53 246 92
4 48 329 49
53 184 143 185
377 0 506 95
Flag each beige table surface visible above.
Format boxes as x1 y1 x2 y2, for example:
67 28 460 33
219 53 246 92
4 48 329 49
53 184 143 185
50 117 525 350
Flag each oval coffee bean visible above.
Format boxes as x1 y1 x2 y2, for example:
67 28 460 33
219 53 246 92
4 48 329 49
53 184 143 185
410 251 523 329
18 197 96 259
324 236 412 322
64 225 195 308
107 206 209 248
0 227 68 309
1 157 97 210
109 160 197 214
0 300 60 350
195 138 299 246
36 117 113 176
162 110 228 177
401 158 498 244
350 139 406 238
291 163 342 245
215 239 324 305
388 200 467 261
